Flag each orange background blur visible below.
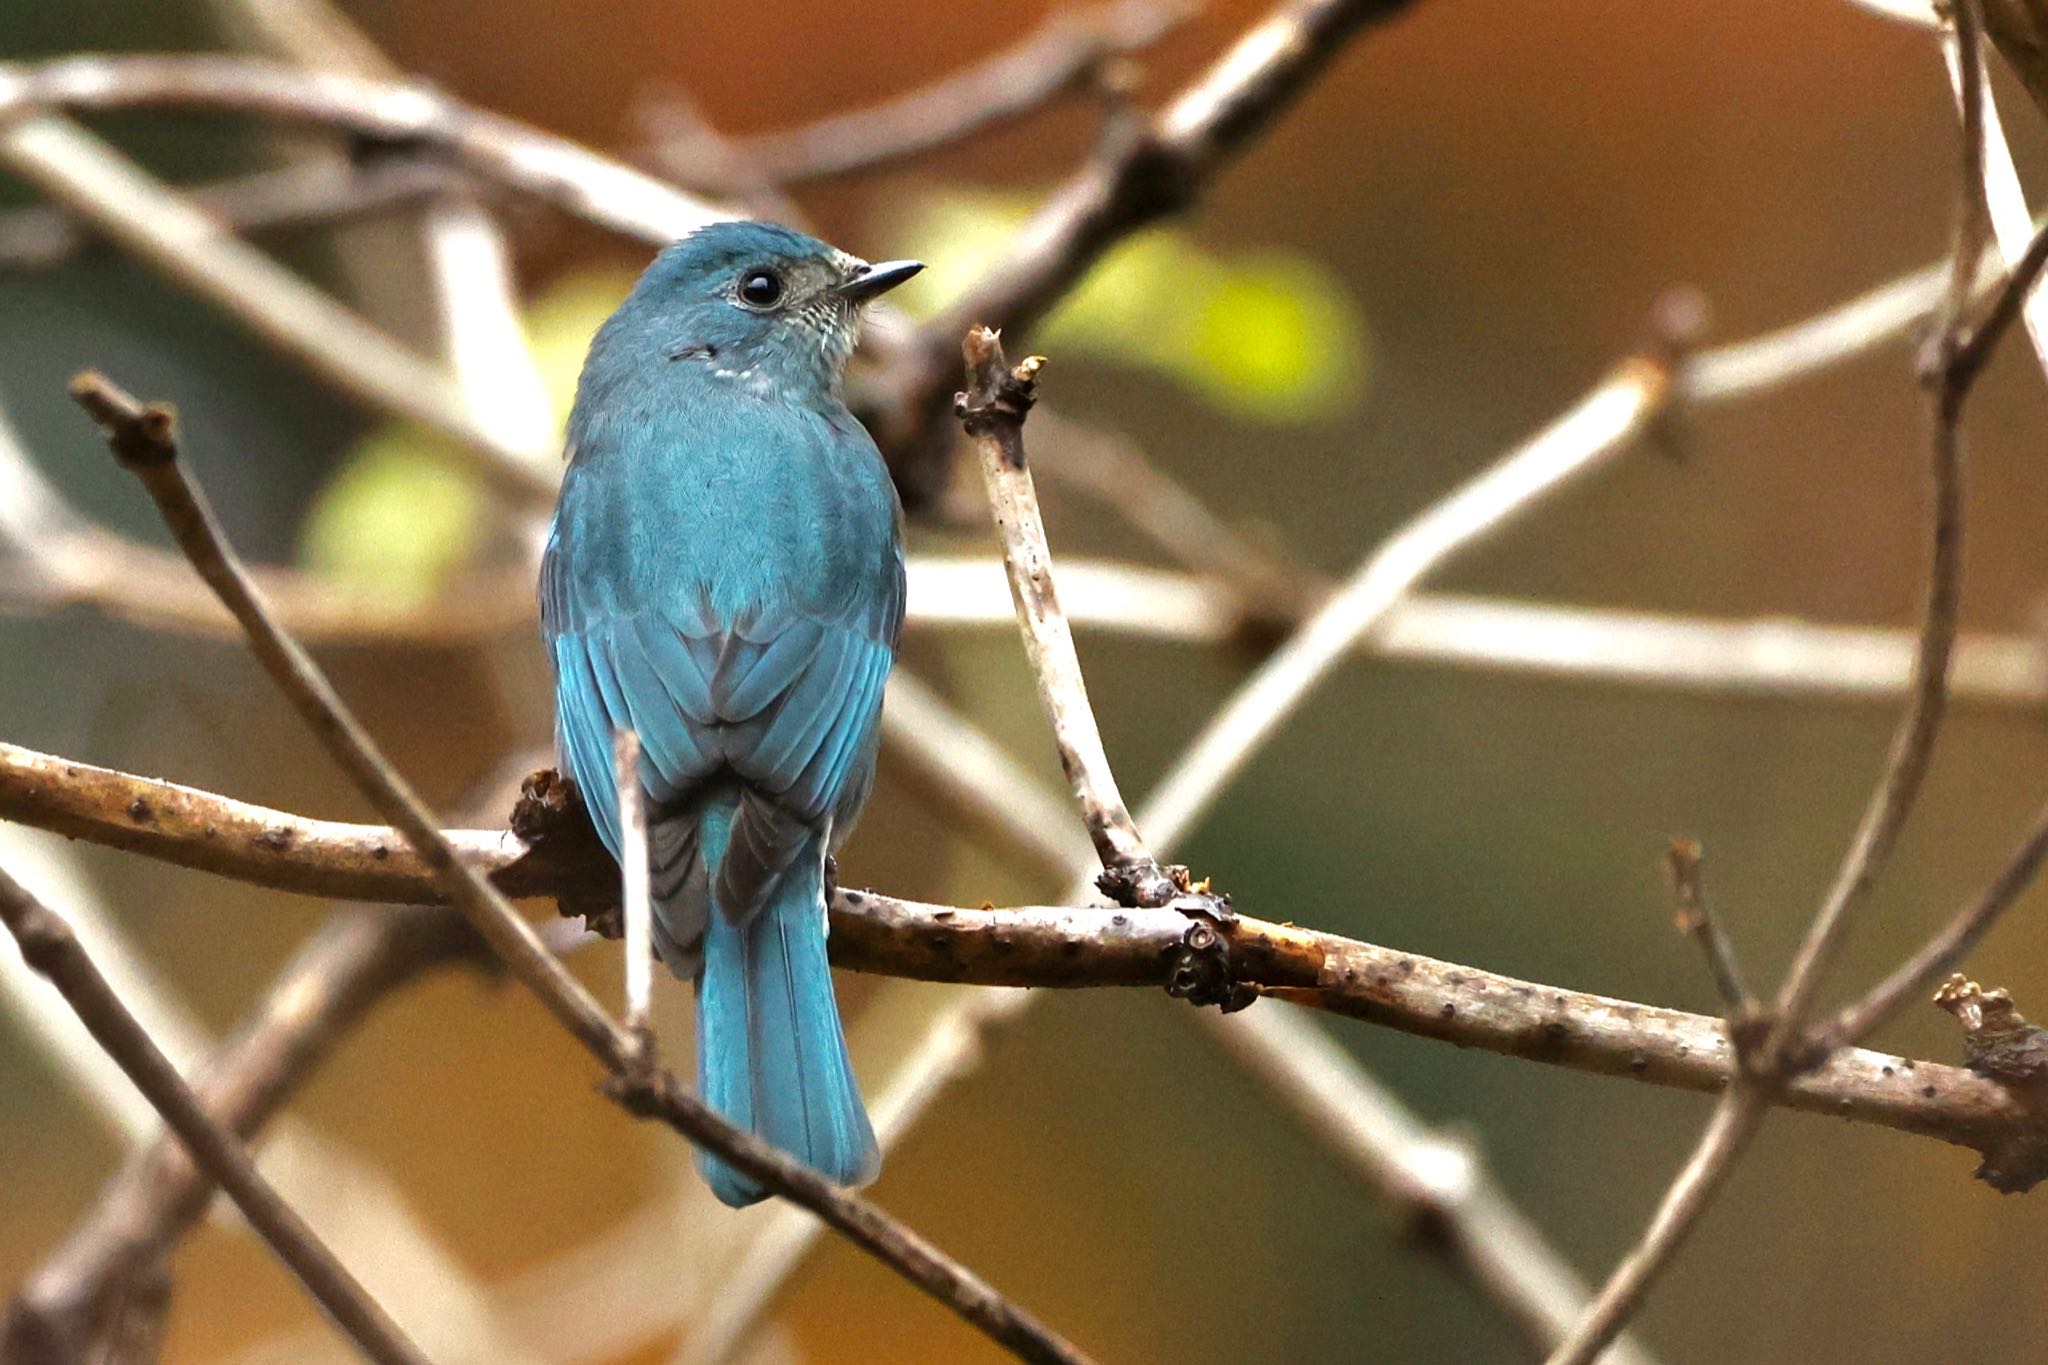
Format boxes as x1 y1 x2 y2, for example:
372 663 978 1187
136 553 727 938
7 2 2048 1362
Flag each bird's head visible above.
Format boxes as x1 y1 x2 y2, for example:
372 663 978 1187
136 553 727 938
600 220 923 400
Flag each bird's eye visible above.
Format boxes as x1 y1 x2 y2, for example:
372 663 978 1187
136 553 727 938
737 269 783 308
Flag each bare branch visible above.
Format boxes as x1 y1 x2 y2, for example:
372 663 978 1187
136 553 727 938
633 88 806 226
5 903 478 1360
682 656 1668 1365
17 505 2048 706
1819 797 2048 1054
1662 840 1756 1028
70 370 618 1056
0 740 2036 1174
1026 408 1319 626
0 865 429 1365
880 670 1095 876
1197 1008 1660 1365
957 328 1177 904
1761 5 1990 1069
0 155 465 271
1140 355 1670 852
1943 6 2048 379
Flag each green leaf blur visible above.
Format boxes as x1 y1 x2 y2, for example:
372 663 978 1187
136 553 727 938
883 190 1370 422
296 271 635 596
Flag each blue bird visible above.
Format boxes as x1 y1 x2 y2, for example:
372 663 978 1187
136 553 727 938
540 221 921 1205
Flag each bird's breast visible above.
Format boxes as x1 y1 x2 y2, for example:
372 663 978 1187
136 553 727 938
557 388 897 630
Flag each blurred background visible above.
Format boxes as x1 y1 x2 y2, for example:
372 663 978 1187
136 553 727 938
5 0 2048 1361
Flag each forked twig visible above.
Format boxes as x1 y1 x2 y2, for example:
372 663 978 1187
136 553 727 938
1547 7 1999 1358
0 118 555 502
1 735 2038 1170
880 0 1428 499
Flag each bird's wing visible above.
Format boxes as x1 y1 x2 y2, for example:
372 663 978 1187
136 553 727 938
543 539 900 934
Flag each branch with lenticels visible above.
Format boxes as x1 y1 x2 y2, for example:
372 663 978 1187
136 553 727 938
3 735 2041 1184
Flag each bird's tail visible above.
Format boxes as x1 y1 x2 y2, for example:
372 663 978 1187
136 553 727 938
690 800 878 1207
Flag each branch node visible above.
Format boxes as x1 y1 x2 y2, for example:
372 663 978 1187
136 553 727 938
1163 915 1254 1013
1934 974 2048 1192
1094 857 1176 908
955 327 1045 446
1936 973 2048 1088
69 372 178 468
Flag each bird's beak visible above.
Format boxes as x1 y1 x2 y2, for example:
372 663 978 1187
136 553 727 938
835 259 925 303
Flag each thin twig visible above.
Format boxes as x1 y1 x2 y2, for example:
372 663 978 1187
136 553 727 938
0 410 529 642
1661 839 1756 1027
1198 1009 1658 1365
0 54 725 246
70 371 618 1056
1139 354 1671 851
1800 239 2048 1059
16 511 2048 706
1843 0 1940 27
1027 407 1320 626
8 752 544 1364
634 88 805 225
1942 10 2048 379
66 373 1094 1365
688 656 1665 1364
0 864 429 1365
957 328 1176 904
651 0 1191 187
1761 1 1993 1073
4 904 479 1361
1819 796 2048 1053
254 0 574 483
880 671 1095 876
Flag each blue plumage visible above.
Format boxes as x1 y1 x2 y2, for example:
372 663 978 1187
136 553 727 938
540 222 920 1204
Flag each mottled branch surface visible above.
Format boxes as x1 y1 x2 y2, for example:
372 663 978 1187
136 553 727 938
4 738 2038 1179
